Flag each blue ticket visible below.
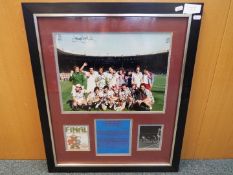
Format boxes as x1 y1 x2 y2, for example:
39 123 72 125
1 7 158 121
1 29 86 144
95 119 132 155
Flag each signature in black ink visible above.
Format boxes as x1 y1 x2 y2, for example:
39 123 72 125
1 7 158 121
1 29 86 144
72 35 94 43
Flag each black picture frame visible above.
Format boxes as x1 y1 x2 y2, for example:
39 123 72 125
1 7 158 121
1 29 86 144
22 2 203 172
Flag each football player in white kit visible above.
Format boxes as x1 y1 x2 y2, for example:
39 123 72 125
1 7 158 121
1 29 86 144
132 66 143 88
138 83 155 110
116 67 126 87
71 84 87 110
87 86 102 110
95 67 107 89
85 66 98 93
119 83 133 110
142 68 153 90
106 67 118 88
100 85 114 110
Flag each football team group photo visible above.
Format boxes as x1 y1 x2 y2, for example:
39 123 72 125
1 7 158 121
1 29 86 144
55 32 172 112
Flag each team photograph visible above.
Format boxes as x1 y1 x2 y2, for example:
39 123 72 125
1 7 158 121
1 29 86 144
55 32 172 112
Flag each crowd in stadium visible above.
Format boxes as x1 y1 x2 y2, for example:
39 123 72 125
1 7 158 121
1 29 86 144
64 62 155 111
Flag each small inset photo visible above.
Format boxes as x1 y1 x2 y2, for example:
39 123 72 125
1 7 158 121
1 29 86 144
64 125 90 151
137 125 163 151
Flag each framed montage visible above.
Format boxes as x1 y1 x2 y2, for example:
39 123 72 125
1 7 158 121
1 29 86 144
22 2 203 172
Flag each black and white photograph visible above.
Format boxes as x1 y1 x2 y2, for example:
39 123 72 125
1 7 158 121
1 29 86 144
54 32 172 113
137 125 163 150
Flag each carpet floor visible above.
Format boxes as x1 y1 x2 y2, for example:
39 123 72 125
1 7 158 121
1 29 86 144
0 159 232 175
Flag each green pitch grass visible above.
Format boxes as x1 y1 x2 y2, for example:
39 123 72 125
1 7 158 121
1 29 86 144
60 74 166 112
151 74 166 111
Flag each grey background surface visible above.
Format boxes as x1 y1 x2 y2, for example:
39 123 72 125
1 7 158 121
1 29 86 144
0 160 232 175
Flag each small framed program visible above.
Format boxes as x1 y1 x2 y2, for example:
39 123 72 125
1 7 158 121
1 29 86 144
22 2 203 172
64 125 90 151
